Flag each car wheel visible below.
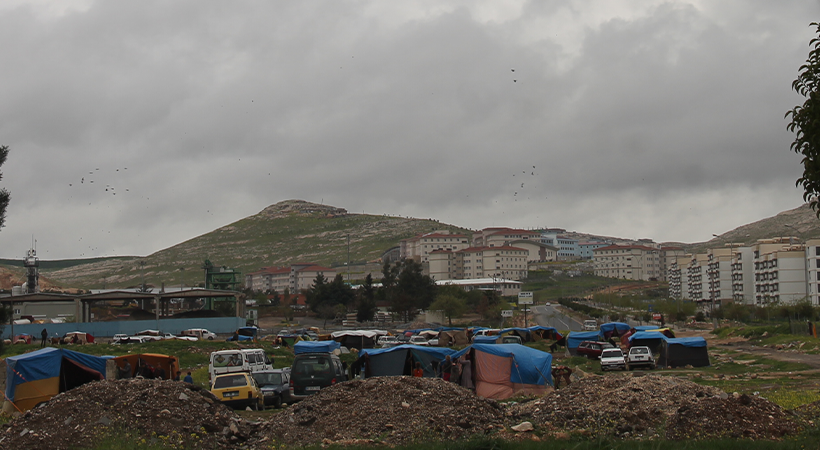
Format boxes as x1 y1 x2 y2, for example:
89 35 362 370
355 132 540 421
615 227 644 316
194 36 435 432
208 337 214 340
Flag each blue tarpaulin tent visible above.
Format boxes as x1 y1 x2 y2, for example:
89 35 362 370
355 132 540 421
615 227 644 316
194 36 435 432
628 331 669 367
599 322 631 339
566 331 603 355
3 347 110 413
449 343 553 399
294 340 341 354
358 345 456 377
665 337 710 368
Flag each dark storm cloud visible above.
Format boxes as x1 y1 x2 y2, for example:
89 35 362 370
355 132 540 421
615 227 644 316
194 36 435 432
0 1 815 259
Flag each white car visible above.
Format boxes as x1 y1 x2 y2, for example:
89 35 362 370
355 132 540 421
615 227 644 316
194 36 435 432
600 348 627 371
627 346 656 370
180 328 217 340
408 336 429 346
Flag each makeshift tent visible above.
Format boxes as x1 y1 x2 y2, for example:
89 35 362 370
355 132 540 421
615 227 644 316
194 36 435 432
228 327 258 342
450 344 553 399
64 331 95 344
331 330 388 350
418 330 439 339
665 337 710 368
436 329 469 347
3 348 108 413
599 322 631 339
358 345 456 377
294 340 341 355
566 331 602 356
472 335 502 344
628 331 669 367
111 354 179 379
526 326 563 341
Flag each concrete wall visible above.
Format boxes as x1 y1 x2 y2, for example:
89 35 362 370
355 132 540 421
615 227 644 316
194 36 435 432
2 317 245 340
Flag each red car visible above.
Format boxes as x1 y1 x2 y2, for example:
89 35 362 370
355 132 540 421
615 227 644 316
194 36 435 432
576 341 615 359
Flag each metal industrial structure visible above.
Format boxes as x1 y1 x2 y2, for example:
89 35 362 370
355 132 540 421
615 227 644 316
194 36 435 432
202 260 241 310
24 246 39 294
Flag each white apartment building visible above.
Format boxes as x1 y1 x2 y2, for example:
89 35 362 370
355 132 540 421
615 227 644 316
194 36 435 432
400 231 470 264
472 228 541 247
687 253 709 303
593 245 661 281
245 263 336 293
707 247 733 306
752 238 807 305
807 239 820 306
731 246 755 304
428 245 529 281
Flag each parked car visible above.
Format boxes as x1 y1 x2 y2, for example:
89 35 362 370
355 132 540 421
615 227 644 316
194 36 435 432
289 352 347 401
408 336 429 346
210 372 265 410
583 320 598 331
626 346 656 370
500 335 523 344
180 328 217 340
377 335 399 346
252 368 293 408
576 341 615 359
600 348 627 371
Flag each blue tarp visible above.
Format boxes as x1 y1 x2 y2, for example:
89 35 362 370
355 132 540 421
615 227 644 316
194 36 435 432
634 325 659 331
628 331 669 342
566 331 602 349
5 347 109 402
359 345 457 377
599 322 631 338
666 337 706 348
472 335 500 344
453 344 552 386
293 340 341 354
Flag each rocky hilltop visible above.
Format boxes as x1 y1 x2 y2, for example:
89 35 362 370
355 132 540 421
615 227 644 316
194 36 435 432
258 199 348 219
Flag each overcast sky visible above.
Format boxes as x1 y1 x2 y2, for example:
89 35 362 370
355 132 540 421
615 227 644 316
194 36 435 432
0 1 816 260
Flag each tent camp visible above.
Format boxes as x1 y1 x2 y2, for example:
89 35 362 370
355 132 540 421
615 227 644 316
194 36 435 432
599 322 631 339
436 329 470 347
566 331 603 356
227 326 259 342
628 331 669 367
331 330 389 350
499 327 562 343
294 340 341 355
665 337 710 368
111 354 179 379
358 345 456 377
3 348 108 413
450 344 553 399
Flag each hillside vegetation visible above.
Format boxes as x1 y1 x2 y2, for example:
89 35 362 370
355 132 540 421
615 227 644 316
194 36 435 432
35 200 471 289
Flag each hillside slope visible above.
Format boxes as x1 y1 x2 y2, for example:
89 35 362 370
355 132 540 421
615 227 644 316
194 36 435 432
40 200 471 289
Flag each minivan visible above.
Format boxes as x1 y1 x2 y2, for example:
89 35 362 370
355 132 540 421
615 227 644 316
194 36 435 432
289 352 347 401
209 348 273 383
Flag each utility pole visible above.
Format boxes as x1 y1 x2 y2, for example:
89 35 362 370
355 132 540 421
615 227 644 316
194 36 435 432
347 234 351 283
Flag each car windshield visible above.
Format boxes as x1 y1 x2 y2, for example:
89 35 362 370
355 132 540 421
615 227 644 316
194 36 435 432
293 356 332 375
213 375 248 389
602 350 622 357
632 348 649 354
253 373 283 386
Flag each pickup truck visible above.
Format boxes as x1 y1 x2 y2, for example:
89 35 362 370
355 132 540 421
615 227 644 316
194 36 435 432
576 341 615 359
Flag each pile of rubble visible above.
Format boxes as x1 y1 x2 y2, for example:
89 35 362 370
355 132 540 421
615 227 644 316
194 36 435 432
262 376 505 446
0 379 262 450
665 393 796 440
507 374 728 439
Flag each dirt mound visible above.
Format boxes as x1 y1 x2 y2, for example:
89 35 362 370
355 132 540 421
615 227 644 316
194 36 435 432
666 393 798 440
263 376 504 446
0 379 263 450
507 374 725 439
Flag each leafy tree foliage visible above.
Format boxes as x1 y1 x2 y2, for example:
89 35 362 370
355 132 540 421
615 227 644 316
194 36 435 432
356 274 377 322
0 146 9 353
306 273 355 313
381 259 438 323
787 23 820 215
429 294 468 326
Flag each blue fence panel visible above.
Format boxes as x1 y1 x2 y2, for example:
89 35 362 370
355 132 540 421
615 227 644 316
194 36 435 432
2 317 246 340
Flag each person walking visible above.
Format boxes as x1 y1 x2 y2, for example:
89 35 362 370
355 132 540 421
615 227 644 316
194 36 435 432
40 328 48 348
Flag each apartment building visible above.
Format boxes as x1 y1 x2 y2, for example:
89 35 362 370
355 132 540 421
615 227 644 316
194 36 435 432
806 239 820 305
667 255 692 299
752 238 807 305
400 231 470 264
593 245 661 281
579 241 610 259
472 228 541 247
245 263 336 293
428 245 529 281
687 253 709 303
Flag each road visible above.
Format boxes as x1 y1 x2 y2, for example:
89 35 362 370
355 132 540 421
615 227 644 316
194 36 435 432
530 304 584 332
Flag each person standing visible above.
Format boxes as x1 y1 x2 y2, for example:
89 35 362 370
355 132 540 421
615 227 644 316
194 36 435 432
40 328 48 348
450 357 461 384
459 355 474 390
183 372 193 383
441 355 453 381
412 361 424 377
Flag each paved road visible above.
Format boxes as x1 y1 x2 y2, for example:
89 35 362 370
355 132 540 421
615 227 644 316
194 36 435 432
531 304 584 332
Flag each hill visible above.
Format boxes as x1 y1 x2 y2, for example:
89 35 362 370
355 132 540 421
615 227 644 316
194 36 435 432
36 200 471 289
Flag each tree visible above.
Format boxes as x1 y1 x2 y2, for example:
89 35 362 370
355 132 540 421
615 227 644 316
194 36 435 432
356 274 377 323
0 146 9 230
429 294 468 326
787 22 820 215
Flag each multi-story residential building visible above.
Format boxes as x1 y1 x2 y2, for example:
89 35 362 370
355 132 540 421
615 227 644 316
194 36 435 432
400 231 470 264
428 245 529 281
731 246 755 304
435 278 522 297
507 239 558 263
555 236 580 260
245 263 335 293
579 241 610 259
807 239 820 306
687 253 709 304
667 255 693 299
706 248 733 307
752 238 807 305
592 245 661 281
472 228 541 247
659 247 686 282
